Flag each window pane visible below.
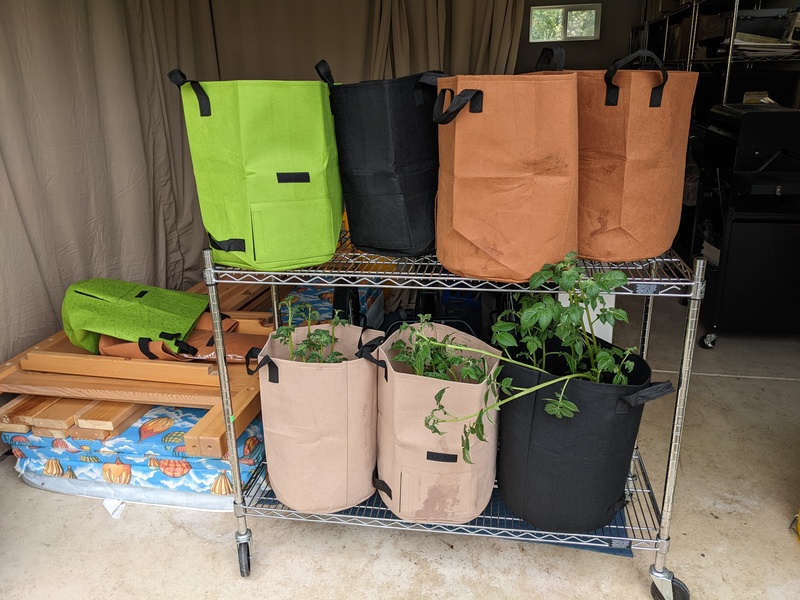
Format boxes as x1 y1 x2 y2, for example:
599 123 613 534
530 8 564 42
566 9 596 38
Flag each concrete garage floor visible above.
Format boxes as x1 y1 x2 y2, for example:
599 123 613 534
1 296 798 599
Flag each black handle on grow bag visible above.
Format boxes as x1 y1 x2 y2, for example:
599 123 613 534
433 88 483 124
533 44 566 72
618 381 675 410
315 59 335 86
414 71 447 107
167 69 212 117
604 50 669 108
245 347 279 383
356 338 388 381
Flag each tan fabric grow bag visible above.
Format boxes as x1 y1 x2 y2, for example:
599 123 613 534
433 73 579 283
374 323 500 523
575 51 698 261
255 324 382 514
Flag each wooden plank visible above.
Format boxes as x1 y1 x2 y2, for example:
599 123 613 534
21 351 220 387
0 422 31 434
77 401 141 430
68 404 151 441
13 396 62 425
0 395 35 424
225 311 274 335
185 374 261 458
32 398 94 429
31 426 68 439
0 364 248 408
0 332 67 380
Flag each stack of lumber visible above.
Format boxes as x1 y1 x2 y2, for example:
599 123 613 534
0 283 274 459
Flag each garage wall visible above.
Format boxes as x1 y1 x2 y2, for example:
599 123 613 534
514 1 642 72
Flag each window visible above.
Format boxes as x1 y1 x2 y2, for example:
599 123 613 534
530 4 601 42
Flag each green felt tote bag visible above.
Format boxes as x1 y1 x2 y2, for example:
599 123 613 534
169 70 344 271
62 278 209 355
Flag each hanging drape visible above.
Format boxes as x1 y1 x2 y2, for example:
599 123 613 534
0 0 524 362
0 0 216 362
209 0 522 81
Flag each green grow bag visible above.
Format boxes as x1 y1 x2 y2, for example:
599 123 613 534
169 70 344 271
62 279 209 355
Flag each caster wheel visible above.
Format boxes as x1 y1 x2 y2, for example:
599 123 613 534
699 334 716 349
651 578 690 600
238 542 251 577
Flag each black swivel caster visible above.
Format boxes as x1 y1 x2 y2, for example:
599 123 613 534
699 332 717 349
238 541 251 577
651 577 690 600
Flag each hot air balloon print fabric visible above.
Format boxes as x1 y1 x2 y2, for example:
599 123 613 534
3 406 263 495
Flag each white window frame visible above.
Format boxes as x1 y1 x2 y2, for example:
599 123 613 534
529 4 602 43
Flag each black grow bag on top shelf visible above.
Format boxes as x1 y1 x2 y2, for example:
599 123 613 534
316 60 444 257
497 344 674 533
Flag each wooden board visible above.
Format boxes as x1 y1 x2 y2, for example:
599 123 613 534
21 351 220 387
0 363 249 407
31 426 68 439
5 396 62 425
32 398 94 429
184 374 261 458
69 404 152 441
0 395 36 424
0 422 31 434
77 401 141 430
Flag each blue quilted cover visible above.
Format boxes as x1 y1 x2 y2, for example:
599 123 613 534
3 406 264 495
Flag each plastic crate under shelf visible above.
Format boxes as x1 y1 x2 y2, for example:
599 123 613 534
240 450 662 552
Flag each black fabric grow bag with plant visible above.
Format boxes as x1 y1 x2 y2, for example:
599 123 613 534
315 60 443 257
497 346 674 533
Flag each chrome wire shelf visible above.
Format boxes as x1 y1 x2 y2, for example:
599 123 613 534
241 450 661 552
210 231 697 297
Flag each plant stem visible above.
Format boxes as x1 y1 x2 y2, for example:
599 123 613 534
421 337 549 374
433 372 590 424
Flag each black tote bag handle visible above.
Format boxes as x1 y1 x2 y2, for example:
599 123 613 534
356 337 389 381
245 346 279 382
315 59 335 87
533 44 566 72
433 88 484 124
414 71 447 106
619 381 675 409
168 69 211 117
604 50 669 108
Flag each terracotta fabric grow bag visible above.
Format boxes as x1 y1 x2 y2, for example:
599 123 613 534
316 60 442 257
574 51 698 261
251 325 383 513
497 348 674 533
371 324 500 524
433 73 579 283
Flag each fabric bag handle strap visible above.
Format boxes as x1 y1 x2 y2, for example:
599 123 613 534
245 347 279 382
619 381 674 409
433 88 483 124
356 338 388 381
167 69 211 117
604 50 669 108
533 44 566 71
414 71 447 106
314 59 335 87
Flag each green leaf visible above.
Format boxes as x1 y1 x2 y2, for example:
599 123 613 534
529 269 553 290
544 402 559 415
493 332 518 348
560 399 579 413
538 308 553 329
596 349 616 372
519 306 539 330
492 320 517 332
559 268 581 291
